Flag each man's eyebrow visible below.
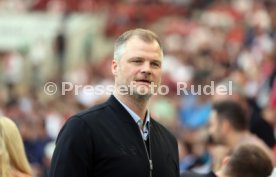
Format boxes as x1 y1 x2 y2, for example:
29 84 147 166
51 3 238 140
127 57 147 62
151 59 161 64
152 59 161 62
129 57 144 60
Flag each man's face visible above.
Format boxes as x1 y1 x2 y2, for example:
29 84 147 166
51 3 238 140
112 36 163 99
208 110 224 144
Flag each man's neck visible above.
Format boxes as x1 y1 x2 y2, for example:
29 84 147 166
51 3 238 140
227 130 249 150
114 91 149 121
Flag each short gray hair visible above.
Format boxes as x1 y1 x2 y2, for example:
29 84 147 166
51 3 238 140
114 28 163 61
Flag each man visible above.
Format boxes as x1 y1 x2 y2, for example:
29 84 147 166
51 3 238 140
213 79 275 149
208 100 274 165
181 144 273 177
50 28 180 177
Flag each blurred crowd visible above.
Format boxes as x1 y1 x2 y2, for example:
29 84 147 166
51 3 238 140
1 0 276 176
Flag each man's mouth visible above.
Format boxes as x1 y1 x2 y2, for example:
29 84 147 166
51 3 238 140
135 79 152 85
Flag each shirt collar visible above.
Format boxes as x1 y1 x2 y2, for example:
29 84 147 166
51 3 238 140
114 96 150 129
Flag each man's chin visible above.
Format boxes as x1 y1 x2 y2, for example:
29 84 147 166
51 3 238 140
132 89 152 100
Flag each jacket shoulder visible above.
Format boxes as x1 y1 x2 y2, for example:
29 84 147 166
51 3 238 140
75 101 110 120
151 119 176 141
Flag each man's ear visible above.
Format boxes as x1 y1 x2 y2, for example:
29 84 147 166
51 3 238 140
112 59 118 76
221 119 231 133
222 156 230 167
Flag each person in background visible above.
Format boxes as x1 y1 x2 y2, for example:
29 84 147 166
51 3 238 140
208 100 274 168
0 117 33 177
181 143 273 177
50 28 179 177
213 79 275 149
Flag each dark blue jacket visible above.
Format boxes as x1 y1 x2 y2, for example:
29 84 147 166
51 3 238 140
50 95 179 177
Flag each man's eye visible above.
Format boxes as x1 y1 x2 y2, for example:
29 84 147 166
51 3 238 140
133 60 142 63
151 62 160 67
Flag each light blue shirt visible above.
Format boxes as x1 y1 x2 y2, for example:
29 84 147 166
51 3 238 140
115 97 150 141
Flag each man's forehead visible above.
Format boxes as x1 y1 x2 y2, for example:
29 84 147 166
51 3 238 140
125 36 159 48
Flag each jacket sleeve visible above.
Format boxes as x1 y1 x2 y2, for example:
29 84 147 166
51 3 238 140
49 116 94 177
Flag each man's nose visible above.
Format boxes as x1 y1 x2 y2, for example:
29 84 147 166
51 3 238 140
141 62 152 75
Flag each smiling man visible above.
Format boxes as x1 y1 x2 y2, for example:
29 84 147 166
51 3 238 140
50 28 180 177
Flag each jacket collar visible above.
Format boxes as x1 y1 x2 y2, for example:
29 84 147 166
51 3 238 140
106 95 139 124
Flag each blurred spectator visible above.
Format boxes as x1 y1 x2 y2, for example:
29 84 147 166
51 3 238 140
41 142 55 177
179 129 212 174
2 51 24 100
28 38 48 88
214 79 276 148
54 13 69 82
0 117 33 177
208 100 274 168
181 144 273 177
54 27 66 81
